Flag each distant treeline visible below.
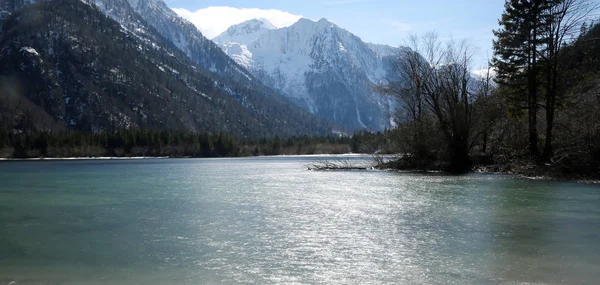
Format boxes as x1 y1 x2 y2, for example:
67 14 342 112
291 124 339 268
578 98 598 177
0 130 354 158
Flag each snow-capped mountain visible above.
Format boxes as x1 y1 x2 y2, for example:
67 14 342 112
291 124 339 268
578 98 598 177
2 0 260 86
217 18 277 44
1 0 404 133
0 0 334 135
214 18 408 131
123 0 257 83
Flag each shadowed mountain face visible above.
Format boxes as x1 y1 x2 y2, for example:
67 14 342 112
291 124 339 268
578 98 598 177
214 18 409 132
124 0 251 80
0 0 333 136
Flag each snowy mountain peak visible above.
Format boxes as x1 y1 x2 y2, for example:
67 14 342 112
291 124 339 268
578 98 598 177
295 17 332 25
292 17 338 31
228 18 276 36
214 16 407 131
215 18 277 44
248 18 276 30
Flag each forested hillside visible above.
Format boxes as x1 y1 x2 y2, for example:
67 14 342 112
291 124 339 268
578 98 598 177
0 0 333 137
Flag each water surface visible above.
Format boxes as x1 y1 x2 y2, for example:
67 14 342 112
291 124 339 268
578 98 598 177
0 156 599 284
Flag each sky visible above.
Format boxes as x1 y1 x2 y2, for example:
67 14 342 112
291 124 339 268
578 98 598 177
167 0 507 70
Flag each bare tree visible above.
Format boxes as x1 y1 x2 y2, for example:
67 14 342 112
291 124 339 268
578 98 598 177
379 33 482 173
377 34 436 160
471 65 499 155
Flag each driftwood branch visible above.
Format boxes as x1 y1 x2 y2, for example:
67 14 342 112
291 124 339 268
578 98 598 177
307 157 372 171
307 155 397 171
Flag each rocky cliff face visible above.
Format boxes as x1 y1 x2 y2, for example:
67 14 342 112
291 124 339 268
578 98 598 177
123 0 256 83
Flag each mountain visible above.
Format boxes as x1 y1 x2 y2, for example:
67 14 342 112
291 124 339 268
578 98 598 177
0 0 333 136
122 0 259 85
217 18 277 46
120 0 321 129
214 18 408 131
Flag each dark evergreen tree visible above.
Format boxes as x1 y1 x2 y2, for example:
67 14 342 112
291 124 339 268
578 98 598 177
493 0 598 160
492 0 552 156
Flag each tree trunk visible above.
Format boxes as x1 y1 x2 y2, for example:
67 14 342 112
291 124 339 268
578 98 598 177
543 112 554 161
482 129 488 154
543 65 557 162
448 135 470 173
528 104 538 155
528 13 539 157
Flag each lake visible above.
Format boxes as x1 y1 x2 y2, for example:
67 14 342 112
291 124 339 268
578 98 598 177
0 156 599 284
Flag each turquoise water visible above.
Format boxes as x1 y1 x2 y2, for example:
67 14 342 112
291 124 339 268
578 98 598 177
0 156 599 284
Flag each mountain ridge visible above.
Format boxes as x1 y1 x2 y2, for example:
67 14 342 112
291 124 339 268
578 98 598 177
214 17 408 131
0 0 334 136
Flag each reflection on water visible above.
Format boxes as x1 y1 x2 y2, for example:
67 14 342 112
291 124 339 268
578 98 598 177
0 157 598 284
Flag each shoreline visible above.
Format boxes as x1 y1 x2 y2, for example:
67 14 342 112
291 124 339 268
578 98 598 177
1 154 597 184
0 156 170 161
472 169 600 185
374 166 600 185
0 153 375 161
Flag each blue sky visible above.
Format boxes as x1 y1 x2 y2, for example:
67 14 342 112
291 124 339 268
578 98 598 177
167 0 506 70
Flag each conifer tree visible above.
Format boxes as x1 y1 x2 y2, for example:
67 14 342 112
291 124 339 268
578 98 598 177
494 0 598 160
492 0 551 156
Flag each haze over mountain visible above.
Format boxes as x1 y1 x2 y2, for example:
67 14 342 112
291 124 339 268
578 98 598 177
214 18 408 131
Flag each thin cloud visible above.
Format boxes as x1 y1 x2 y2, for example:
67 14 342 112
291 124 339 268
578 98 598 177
172 6 303 39
324 0 378 5
381 19 412 32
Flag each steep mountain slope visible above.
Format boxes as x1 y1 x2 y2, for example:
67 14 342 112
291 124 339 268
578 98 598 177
214 18 408 131
0 0 332 136
93 0 336 133
124 0 257 86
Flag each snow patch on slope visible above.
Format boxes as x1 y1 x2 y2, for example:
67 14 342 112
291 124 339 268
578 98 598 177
20 46 39 56
215 18 276 44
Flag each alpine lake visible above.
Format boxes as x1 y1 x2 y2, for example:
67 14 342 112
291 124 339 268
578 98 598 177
1 156 599 284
